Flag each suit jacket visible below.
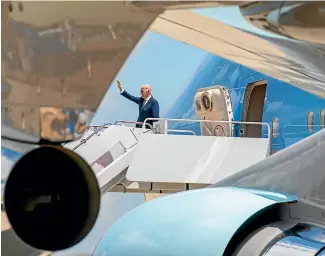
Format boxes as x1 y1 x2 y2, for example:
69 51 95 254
121 90 159 128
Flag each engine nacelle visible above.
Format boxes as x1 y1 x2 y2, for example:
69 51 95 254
4 146 100 252
91 187 325 256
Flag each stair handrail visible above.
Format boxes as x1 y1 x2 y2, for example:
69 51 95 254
143 118 271 139
71 120 153 151
114 120 153 129
167 129 197 135
71 122 112 151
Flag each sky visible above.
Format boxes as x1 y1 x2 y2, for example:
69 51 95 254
91 31 206 125
91 5 288 125
58 29 207 256
76 6 288 253
3 4 325 255
2 5 294 256
195 6 287 39
0 25 207 256
55 11 209 256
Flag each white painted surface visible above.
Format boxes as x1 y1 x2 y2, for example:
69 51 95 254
127 134 269 184
65 125 145 164
195 85 234 137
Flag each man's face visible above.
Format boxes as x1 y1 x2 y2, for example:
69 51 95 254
140 85 151 99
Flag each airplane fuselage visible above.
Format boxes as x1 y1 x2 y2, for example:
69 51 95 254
113 52 325 154
2 1 325 254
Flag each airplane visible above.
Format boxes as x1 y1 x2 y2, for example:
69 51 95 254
1 1 325 255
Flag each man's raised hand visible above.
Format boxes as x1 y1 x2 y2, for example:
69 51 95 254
117 80 123 92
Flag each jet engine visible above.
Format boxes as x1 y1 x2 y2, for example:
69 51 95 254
4 146 100 252
91 187 325 256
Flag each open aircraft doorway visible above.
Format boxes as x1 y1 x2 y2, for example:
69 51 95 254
241 80 267 138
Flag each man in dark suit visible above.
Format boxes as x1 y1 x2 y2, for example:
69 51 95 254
117 80 159 128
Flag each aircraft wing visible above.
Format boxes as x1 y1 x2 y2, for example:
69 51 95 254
213 128 325 211
149 9 325 98
3 2 325 253
3 1 325 144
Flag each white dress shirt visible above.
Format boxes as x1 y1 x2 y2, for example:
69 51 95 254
143 95 152 107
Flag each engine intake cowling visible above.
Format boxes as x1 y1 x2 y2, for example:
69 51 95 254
4 146 100 252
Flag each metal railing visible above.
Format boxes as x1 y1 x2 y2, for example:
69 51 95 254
72 122 112 151
88 124 111 130
143 118 271 139
167 129 197 135
114 120 153 129
71 118 271 152
71 120 153 151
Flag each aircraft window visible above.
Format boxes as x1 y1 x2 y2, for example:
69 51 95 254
320 110 325 129
272 117 279 138
307 112 314 132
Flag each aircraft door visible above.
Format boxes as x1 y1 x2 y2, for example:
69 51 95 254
241 81 267 138
194 86 234 137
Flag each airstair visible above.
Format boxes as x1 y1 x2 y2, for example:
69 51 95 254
64 118 271 196
63 85 272 197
